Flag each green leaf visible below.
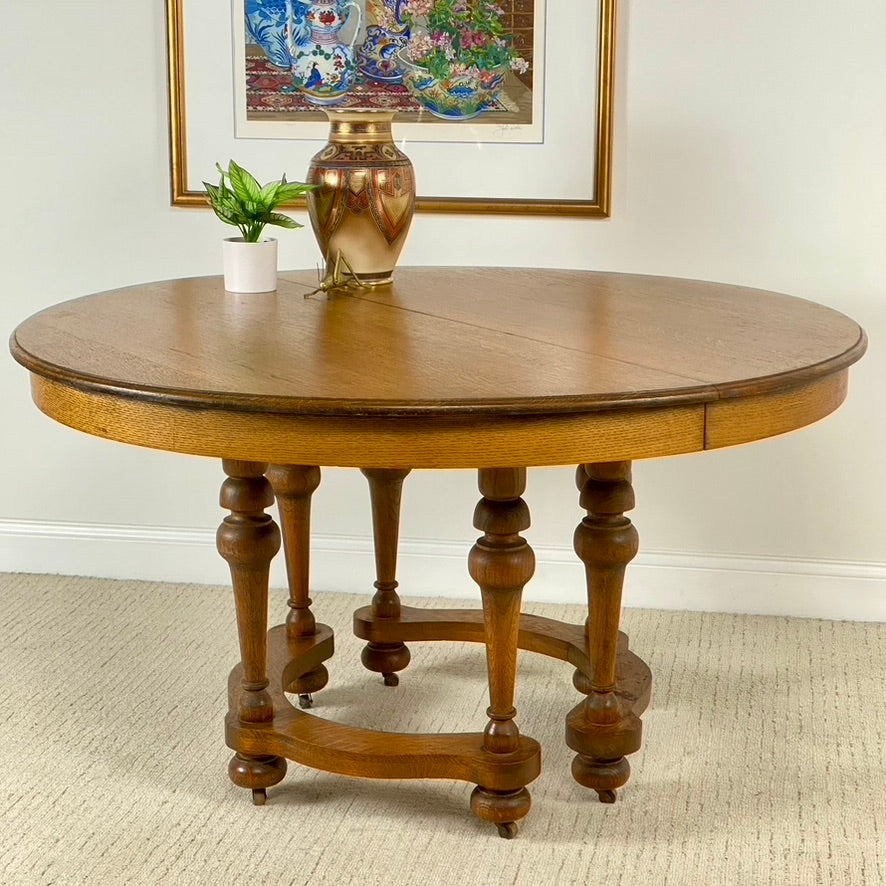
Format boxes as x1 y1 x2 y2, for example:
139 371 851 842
203 181 220 205
208 175 242 212
227 160 263 205
264 212 302 229
275 181 316 203
211 203 243 227
258 180 282 211
217 190 249 222
242 200 262 218
204 185 238 226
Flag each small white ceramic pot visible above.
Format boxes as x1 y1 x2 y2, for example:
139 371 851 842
222 237 278 293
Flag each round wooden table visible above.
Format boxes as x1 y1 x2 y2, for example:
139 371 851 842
10 268 866 838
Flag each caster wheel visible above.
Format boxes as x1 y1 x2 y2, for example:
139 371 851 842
597 789 617 804
496 822 518 839
252 788 267 806
382 672 399 687
298 693 313 709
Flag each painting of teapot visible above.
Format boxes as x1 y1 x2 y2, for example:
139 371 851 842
246 0 362 105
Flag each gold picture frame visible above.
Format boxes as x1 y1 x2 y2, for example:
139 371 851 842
166 0 616 216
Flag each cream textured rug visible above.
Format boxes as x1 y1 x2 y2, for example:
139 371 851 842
1 573 884 885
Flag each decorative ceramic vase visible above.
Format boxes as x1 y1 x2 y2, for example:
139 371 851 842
398 52 507 120
222 238 278 293
306 110 415 286
357 0 410 84
245 0 291 69
287 0 362 105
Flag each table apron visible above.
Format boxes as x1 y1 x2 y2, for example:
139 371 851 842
704 371 848 450
30 371 847 468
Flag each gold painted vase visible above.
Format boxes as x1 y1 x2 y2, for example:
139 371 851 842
306 110 415 286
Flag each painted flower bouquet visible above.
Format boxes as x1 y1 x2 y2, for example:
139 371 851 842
399 0 529 119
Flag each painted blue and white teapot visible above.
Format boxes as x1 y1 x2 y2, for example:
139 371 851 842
246 0 362 105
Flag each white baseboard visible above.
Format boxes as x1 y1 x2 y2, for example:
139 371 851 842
0 519 884 622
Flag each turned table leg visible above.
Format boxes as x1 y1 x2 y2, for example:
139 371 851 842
267 465 326 709
468 467 535 838
360 468 412 686
567 461 643 803
217 460 286 805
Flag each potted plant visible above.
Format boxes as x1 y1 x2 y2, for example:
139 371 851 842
399 0 528 119
204 160 315 293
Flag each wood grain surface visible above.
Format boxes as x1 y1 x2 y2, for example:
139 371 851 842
10 268 866 466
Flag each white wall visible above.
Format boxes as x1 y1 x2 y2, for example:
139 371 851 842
2 1 884 619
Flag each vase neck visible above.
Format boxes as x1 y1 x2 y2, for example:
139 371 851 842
311 26 344 44
326 112 396 144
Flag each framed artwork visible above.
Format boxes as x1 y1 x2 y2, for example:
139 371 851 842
167 0 616 215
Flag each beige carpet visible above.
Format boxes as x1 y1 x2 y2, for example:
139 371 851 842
1 573 884 885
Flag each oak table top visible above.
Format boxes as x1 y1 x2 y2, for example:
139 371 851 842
10 268 867 468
